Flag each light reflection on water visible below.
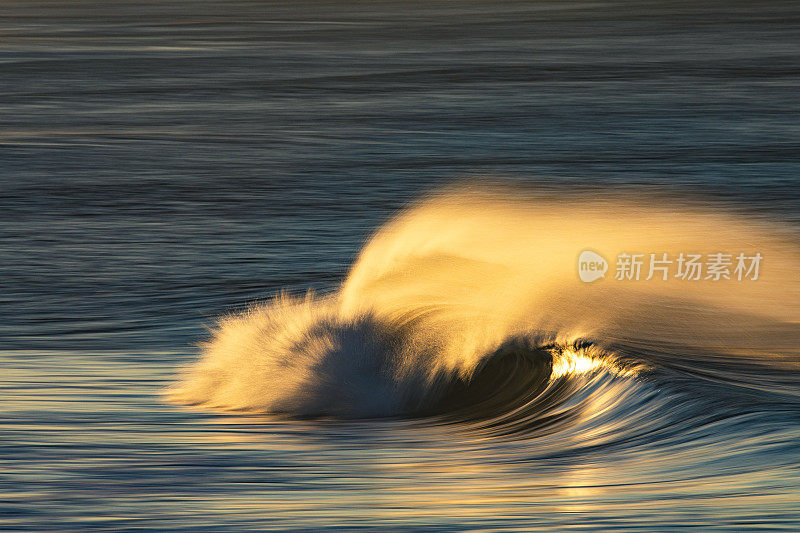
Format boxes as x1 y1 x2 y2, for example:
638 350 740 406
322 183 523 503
2 351 799 530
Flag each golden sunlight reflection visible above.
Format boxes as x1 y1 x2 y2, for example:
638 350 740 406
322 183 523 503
550 346 640 379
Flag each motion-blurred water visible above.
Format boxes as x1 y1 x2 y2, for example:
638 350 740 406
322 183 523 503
2 1 799 531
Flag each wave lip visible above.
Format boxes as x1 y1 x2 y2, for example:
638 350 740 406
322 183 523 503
418 341 648 437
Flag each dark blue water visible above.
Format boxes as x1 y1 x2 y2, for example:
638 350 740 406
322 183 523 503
2 1 799 531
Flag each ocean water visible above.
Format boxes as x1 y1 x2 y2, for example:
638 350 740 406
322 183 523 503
2 1 800 531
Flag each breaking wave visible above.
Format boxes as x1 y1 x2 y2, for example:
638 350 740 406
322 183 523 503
166 185 800 436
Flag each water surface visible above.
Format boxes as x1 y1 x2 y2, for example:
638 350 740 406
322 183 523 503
2 1 800 531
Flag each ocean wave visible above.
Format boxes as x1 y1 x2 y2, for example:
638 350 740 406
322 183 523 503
166 185 800 436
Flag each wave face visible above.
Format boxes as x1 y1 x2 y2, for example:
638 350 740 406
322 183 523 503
167 185 800 436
